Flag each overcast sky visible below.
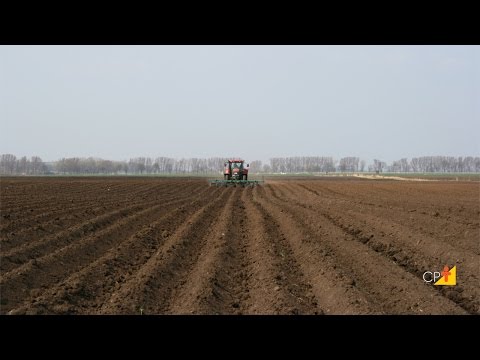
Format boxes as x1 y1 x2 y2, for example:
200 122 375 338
1 45 478 163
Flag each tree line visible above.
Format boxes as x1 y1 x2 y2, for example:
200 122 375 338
390 156 480 173
54 157 227 174
1 154 479 175
0 154 48 175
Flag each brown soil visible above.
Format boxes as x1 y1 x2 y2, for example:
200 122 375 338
1 177 478 314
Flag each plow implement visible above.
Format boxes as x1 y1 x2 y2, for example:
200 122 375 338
209 179 263 187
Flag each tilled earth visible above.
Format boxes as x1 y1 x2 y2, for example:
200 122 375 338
1 177 478 314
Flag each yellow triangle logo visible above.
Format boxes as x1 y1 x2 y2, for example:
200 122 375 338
434 266 456 286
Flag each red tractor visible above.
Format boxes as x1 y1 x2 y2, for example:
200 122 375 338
209 158 262 187
224 159 249 180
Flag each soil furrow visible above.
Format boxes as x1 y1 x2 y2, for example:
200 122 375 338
1 184 203 260
1 177 476 315
98 188 231 314
279 183 479 314
164 188 241 314
0 181 186 241
247 189 323 314
6 188 223 314
261 184 468 314
296 182 479 253
0 187 217 314
255 185 381 314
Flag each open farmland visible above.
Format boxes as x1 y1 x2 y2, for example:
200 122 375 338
1 177 479 315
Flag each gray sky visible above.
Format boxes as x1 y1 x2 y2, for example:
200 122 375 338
1 45 478 163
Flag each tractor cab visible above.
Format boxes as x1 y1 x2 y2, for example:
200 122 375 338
230 161 243 180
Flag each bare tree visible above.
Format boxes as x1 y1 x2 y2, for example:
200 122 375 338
249 160 262 173
373 159 386 173
0 154 16 174
360 160 366 172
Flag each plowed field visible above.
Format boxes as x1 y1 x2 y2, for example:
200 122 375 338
1 177 478 314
